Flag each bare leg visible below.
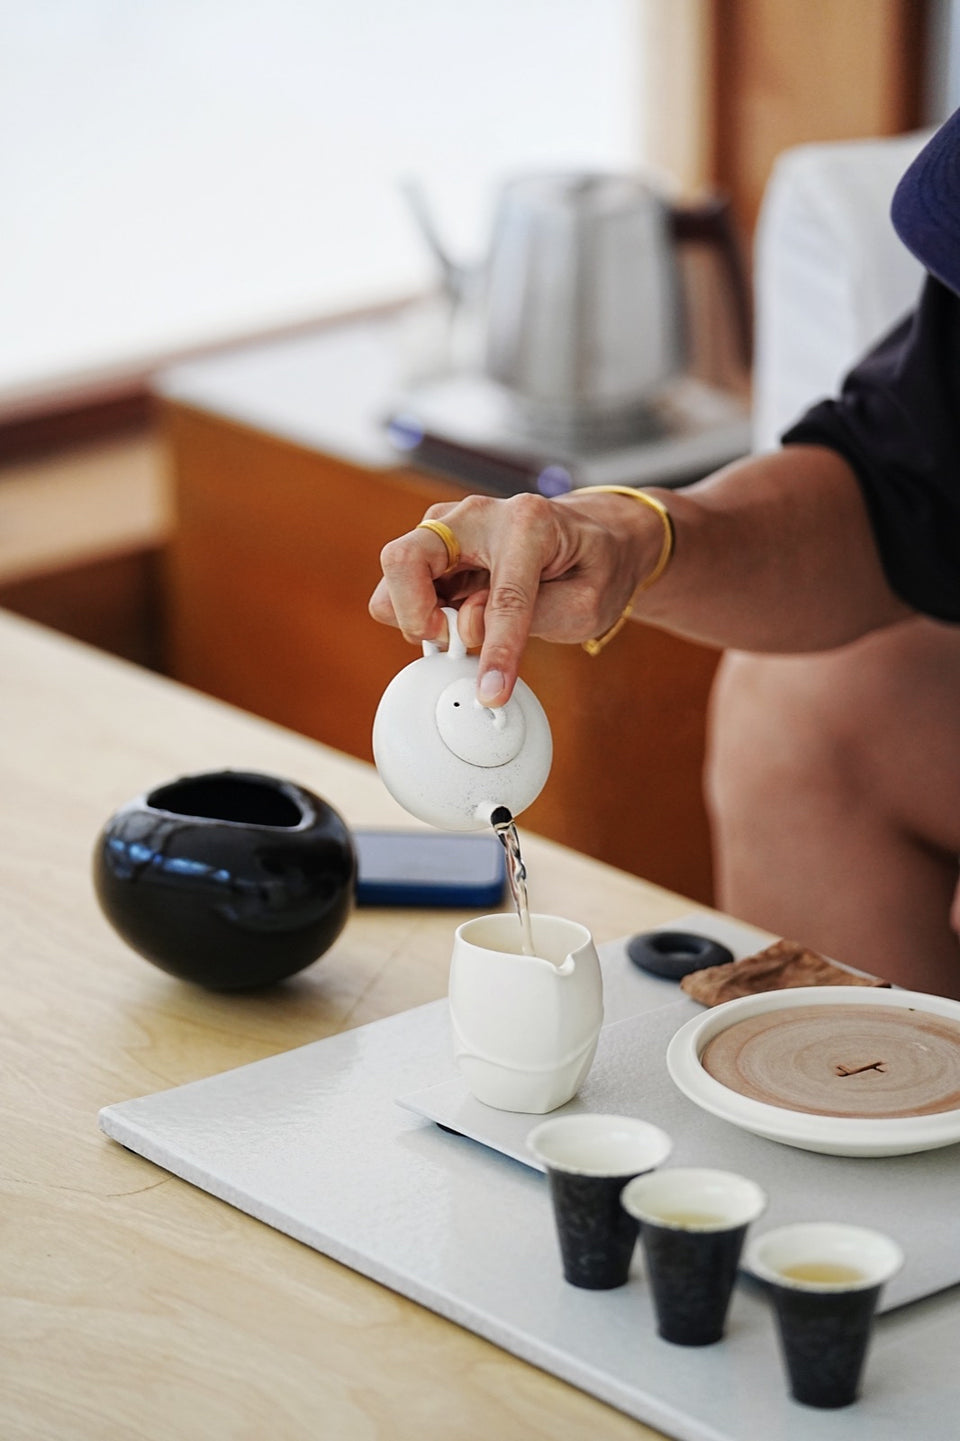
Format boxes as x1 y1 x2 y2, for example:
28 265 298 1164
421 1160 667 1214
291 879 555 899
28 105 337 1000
705 619 960 997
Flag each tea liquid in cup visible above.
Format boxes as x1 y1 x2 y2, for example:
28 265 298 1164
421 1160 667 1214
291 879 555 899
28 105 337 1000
621 1167 767 1345
745 1222 904 1409
528 1113 673 1289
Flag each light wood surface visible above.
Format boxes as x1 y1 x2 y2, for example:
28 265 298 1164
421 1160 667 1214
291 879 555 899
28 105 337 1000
0 607 715 1441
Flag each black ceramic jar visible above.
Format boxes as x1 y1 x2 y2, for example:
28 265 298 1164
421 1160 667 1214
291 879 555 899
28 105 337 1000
93 770 356 989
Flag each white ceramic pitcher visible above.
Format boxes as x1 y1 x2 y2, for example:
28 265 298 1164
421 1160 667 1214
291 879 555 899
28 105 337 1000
449 913 604 1113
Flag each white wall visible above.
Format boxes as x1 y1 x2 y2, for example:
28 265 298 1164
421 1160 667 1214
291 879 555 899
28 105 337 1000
0 0 644 414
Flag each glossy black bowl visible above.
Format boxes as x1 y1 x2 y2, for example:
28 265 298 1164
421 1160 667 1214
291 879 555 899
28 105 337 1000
93 770 357 990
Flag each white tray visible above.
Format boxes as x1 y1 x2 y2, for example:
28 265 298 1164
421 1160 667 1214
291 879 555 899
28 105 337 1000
99 915 960 1441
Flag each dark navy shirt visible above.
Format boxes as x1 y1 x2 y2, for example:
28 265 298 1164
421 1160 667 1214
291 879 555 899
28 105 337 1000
781 274 960 623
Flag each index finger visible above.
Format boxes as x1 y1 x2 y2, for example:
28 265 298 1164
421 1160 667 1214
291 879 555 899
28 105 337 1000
473 496 555 705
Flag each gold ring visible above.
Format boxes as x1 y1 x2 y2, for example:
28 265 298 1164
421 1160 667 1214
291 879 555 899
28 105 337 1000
416 519 461 574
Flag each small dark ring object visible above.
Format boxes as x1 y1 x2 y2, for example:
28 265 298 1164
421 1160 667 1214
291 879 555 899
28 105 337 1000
627 929 735 981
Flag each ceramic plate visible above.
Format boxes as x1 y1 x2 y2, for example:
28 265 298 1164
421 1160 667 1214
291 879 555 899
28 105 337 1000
666 985 960 1156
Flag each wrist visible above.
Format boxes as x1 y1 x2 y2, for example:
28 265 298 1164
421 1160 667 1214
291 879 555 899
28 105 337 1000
559 486 675 654
559 485 673 577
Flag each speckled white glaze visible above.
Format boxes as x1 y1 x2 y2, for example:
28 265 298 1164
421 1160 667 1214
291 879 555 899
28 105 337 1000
449 912 604 1113
372 608 552 830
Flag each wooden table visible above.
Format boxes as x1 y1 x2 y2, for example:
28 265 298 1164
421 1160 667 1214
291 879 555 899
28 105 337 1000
1 609 713 1441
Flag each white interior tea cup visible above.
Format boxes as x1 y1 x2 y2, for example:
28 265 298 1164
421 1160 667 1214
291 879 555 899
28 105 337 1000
621 1167 767 1346
527 1113 673 1177
621 1167 768 1233
528 1113 673 1290
745 1222 904 1408
745 1222 904 1291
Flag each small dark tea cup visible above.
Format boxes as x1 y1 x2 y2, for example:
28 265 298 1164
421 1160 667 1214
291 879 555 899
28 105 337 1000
528 1113 673 1290
745 1222 904 1408
622 1167 767 1345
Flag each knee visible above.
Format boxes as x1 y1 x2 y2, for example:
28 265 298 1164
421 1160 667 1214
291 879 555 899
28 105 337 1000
704 650 858 826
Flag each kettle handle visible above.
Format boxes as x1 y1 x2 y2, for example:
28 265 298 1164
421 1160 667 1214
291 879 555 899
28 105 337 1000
669 196 752 370
422 606 468 661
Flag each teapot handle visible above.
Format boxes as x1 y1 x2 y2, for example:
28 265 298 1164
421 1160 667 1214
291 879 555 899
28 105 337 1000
669 195 752 370
422 606 468 661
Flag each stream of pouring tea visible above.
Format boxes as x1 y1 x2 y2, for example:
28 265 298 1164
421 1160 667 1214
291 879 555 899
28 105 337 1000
491 806 535 955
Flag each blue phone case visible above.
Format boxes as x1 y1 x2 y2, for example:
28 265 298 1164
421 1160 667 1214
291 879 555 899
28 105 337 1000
354 829 507 908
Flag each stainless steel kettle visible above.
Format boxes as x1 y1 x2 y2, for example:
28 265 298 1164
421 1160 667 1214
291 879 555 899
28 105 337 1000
404 172 750 442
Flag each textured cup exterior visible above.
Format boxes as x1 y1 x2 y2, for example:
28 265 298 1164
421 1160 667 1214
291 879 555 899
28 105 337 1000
449 914 603 1112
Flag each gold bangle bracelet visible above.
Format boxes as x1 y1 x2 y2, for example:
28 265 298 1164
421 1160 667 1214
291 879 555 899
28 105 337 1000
573 485 676 657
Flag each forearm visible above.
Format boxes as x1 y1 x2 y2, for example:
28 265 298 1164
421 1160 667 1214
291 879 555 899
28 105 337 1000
625 445 912 652
371 444 914 706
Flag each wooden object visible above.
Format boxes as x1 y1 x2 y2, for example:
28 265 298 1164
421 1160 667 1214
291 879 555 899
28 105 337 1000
709 0 927 237
637 0 927 280
0 431 170 666
0 547 165 669
162 400 721 903
0 607 698 1441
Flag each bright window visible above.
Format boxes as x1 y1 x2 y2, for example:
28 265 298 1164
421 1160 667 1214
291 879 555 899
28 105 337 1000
1 0 645 413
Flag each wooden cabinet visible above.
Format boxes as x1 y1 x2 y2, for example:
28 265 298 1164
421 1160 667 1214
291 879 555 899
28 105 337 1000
709 0 927 237
0 431 169 669
162 399 721 905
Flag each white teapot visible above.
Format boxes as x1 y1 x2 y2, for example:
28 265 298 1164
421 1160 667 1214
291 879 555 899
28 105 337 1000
372 608 552 831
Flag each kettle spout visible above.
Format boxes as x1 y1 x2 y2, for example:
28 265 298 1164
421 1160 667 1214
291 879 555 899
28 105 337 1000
400 177 471 304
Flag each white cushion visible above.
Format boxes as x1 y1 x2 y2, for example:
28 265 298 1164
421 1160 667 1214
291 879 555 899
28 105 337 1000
752 131 933 452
